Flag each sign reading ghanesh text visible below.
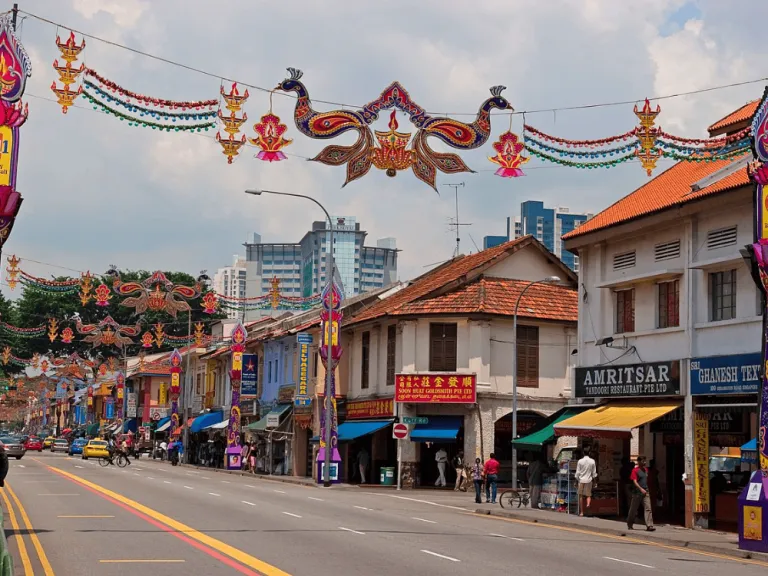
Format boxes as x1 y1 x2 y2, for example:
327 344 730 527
346 398 394 419
395 374 476 404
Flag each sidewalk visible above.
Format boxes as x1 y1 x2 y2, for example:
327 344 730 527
475 504 768 563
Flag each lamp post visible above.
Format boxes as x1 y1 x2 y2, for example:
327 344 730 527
245 188 336 487
511 275 561 489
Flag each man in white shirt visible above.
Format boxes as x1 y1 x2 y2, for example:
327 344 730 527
575 450 597 516
434 448 448 487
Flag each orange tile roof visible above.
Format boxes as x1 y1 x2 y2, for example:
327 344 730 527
562 152 751 242
708 100 759 133
393 277 578 322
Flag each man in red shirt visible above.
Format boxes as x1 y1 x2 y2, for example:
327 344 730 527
483 453 500 504
627 455 655 531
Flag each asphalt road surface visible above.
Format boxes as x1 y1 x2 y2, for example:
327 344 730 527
3 452 768 575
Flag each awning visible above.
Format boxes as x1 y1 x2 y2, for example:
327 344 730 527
337 420 392 442
156 416 170 429
554 402 682 439
106 421 121 433
122 419 137 433
246 418 268 432
156 420 171 433
410 416 463 442
741 438 757 464
512 409 585 449
86 423 99 437
190 410 224 433
204 419 230 431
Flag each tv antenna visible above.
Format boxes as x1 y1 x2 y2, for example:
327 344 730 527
442 182 471 257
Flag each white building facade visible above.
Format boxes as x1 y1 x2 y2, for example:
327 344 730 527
213 255 248 320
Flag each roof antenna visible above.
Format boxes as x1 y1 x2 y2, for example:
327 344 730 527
442 182 470 257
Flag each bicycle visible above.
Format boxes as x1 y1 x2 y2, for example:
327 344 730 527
98 452 128 468
499 488 531 509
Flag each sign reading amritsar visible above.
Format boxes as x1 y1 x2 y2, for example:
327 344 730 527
395 374 476 403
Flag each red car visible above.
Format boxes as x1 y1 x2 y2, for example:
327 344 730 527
23 437 43 452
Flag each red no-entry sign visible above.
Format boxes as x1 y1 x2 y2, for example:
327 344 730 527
392 423 410 440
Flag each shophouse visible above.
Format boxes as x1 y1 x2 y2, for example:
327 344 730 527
561 100 762 530
342 235 578 487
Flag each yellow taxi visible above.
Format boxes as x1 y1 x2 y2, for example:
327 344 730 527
42 436 55 449
81 439 110 460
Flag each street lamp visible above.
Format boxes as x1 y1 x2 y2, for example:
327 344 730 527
511 275 561 489
244 188 336 487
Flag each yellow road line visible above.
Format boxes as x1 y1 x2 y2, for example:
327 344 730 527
46 464 292 576
471 512 768 567
0 489 33 576
7 483 56 576
100 559 185 563
57 515 114 518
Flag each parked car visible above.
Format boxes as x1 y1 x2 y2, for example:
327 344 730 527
69 438 87 456
50 439 69 453
23 436 43 452
0 436 25 459
82 439 109 460
42 436 55 449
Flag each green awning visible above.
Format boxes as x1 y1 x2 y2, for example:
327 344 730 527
511 409 584 450
246 418 267 432
245 404 292 432
86 423 100 437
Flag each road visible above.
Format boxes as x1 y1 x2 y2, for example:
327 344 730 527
2 452 767 575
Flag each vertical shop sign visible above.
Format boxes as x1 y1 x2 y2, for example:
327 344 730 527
295 333 312 408
241 353 258 397
694 413 710 514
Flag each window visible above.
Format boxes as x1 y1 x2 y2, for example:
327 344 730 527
268 360 273 384
615 289 635 333
196 373 202 395
313 350 318 378
710 269 736 321
429 323 457 372
361 331 370 389
657 280 679 328
386 325 396 386
516 325 539 388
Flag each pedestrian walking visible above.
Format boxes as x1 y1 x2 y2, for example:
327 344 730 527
471 457 484 504
527 453 546 509
434 448 448 487
248 442 257 473
356 448 370 484
483 453 500 503
575 450 597 516
627 455 655 531
241 442 251 471
452 450 467 491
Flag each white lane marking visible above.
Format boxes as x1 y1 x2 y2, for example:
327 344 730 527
489 533 524 541
246 485 256 488
209 492 221 497
339 527 365 535
221 480 230 484
421 550 459 562
186 470 200 475
74 465 83 469
242 501 256 506
147 477 154 480
282 512 302 518
412 517 436 524
202 477 211 480
134 473 140 476
163 481 172 484
274 489 286 494
134 468 143 471
604 557 654 569
308 497 324 502
367 493 467 511
17 465 25 468
184 486 194 490
354 505 372 511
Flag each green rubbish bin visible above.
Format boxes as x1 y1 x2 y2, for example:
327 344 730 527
380 466 395 486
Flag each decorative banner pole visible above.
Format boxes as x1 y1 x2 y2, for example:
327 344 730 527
168 349 182 438
225 321 247 470
87 385 93 424
116 371 125 421
741 89 768 553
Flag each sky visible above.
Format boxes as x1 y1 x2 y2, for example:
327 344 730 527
3 0 768 295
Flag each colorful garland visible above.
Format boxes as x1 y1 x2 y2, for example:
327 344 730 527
84 68 218 110
523 124 638 148
526 146 636 169
524 134 639 158
0 321 46 338
657 126 751 145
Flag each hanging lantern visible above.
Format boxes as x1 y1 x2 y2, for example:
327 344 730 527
201 292 218 314
488 130 529 177
250 109 292 162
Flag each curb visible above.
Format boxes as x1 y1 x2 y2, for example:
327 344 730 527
475 508 768 563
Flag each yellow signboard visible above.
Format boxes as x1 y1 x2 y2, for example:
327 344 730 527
158 383 167 405
324 320 338 347
0 126 14 187
693 413 710 513
744 506 763 541
232 351 243 371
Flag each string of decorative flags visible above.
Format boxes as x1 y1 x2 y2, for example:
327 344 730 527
47 28 758 191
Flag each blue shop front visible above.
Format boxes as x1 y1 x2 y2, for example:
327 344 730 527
687 353 761 531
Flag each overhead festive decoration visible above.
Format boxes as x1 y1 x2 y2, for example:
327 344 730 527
5 254 19 288
94 282 111 306
60 327 73 344
633 99 661 176
47 318 58 342
194 322 205 346
78 271 94 305
141 331 154 349
152 323 165 347
275 68 512 191
0 320 46 338
0 15 31 104
370 110 414 176
81 68 217 132
201 292 218 314
488 129 529 178
112 270 201 317
50 32 85 113
249 93 292 162
216 83 248 164
75 315 141 348
206 276 321 314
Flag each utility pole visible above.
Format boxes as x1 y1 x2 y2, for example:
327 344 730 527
11 4 17 30
442 182 471 258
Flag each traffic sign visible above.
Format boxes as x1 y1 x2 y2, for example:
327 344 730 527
392 422 410 440
402 416 428 425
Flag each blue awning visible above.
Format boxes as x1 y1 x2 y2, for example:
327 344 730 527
122 419 137 433
190 410 224 433
337 420 392 442
410 416 463 442
742 438 757 464
156 417 170 429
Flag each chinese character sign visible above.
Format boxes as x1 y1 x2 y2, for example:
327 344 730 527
346 398 394 419
693 413 710 513
158 383 167 406
395 374 477 403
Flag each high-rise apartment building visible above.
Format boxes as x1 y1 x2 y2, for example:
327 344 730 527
213 255 248 319
483 201 591 271
244 219 398 320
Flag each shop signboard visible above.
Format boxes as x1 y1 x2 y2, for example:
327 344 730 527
346 398 394 420
278 386 295 404
158 383 167 406
651 408 745 434
266 412 281 429
693 413 710 513
690 353 761 396
395 373 476 404
295 334 312 408
402 416 428 425
574 361 681 399
126 393 137 418
242 354 258 397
